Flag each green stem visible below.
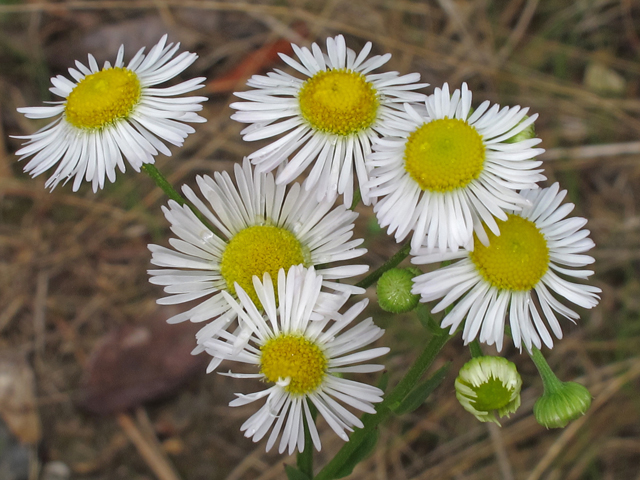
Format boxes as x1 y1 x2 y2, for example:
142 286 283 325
529 347 563 393
142 164 187 205
469 340 483 358
142 164 220 236
356 242 411 290
350 189 362 211
297 401 316 478
315 330 451 480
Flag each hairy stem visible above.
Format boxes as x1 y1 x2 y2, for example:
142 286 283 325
356 241 411 289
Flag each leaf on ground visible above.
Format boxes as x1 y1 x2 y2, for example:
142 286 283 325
206 22 308 94
0 352 41 444
78 306 207 415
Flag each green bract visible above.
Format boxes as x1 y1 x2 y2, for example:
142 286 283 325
505 115 536 143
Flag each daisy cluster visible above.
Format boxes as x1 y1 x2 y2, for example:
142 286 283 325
229 34 601 353
14 33 601 451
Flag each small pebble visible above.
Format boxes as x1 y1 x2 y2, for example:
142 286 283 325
41 461 71 480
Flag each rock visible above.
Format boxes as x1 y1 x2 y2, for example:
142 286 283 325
41 461 71 480
0 418 30 480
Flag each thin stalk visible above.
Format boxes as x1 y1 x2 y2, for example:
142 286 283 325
315 330 451 480
350 189 362 211
356 241 411 289
142 164 220 236
530 347 563 393
296 401 315 478
142 164 186 205
469 340 483 358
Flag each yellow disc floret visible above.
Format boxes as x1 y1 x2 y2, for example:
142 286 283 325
298 68 379 136
470 214 549 291
404 118 485 192
260 333 328 396
65 67 141 130
220 225 308 307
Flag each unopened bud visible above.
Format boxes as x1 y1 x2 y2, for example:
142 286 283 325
377 267 421 314
455 356 522 426
534 381 591 429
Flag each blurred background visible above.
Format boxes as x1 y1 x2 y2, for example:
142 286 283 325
1 1 639 479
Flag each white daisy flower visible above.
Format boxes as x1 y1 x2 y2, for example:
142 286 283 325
14 34 206 192
230 34 427 206
367 82 546 253
201 266 388 454
148 158 368 348
411 183 601 352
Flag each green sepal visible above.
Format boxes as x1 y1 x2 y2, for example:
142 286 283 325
393 362 450 415
334 429 379 479
285 464 311 480
504 115 535 143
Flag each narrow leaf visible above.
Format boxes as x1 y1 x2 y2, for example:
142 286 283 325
334 429 379 479
285 464 311 480
393 362 450 415
377 370 389 392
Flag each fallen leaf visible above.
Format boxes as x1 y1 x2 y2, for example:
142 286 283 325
0 352 41 444
584 62 626 97
78 306 208 415
206 22 308 94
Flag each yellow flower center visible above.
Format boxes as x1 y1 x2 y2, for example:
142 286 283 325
298 68 379 136
404 118 485 192
470 214 549 291
260 333 328 396
65 67 141 130
220 225 308 308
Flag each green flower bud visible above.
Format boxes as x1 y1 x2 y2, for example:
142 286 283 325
534 381 592 429
505 115 536 143
377 267 421 313
455 356 522 426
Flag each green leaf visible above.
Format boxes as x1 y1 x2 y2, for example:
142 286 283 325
285 464 311 480
393 362 450 415
377 371 389 392
416 304 444 334
334 429 379 478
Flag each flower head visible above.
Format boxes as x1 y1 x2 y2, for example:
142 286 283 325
148 159 368 350
230 35 427 206
534 381 591 428
201 266 389 454
455 356 522 425
367 83 546 252
14 35 206 191
411 183 601 351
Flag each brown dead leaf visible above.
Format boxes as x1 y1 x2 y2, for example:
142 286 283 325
0 352 41 444
78 306 208 415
